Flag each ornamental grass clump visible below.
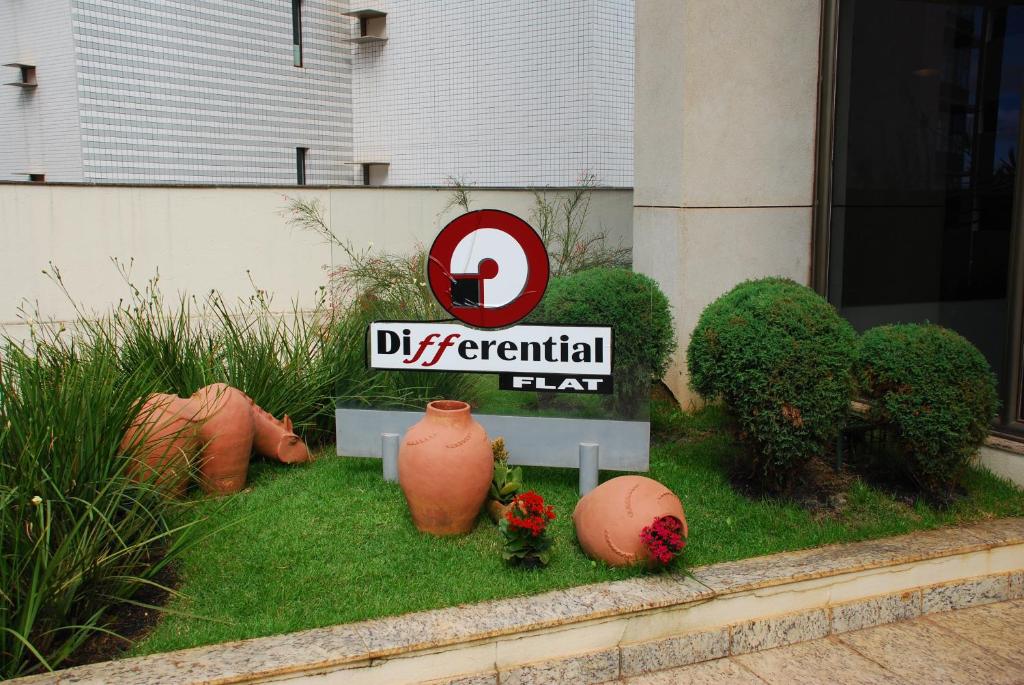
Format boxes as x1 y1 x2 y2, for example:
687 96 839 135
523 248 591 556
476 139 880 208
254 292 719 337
687 278 857 492
640 515 687 566
0 334 203 679
854 324 999 500
282 196 481 409
500 491 556 568
1 260 457 677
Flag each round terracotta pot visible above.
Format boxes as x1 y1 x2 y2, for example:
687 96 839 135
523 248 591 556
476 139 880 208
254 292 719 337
248 400 311 464
121 393 199 497
398 400 493 536
191 383 256 495
572 475 687 567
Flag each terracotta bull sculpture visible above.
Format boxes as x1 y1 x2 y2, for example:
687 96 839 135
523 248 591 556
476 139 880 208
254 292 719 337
123 383 313 496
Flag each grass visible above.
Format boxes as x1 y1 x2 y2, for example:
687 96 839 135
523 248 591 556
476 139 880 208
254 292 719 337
133 400 1024 656
0 336 204 679
0 267 484 679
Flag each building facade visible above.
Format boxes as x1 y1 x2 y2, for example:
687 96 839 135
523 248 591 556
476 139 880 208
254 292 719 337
1 0 633 187
634 0 1024 453
1 0 356 185
351 0 633 187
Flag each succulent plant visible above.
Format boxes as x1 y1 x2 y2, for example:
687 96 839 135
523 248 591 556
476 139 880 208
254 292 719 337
490 461 524 504
489 438 522 505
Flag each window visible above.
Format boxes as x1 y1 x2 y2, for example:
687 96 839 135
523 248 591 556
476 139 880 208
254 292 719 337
292 0 303 67
296 147 308 185
823 0 1024 427
28 173 44 183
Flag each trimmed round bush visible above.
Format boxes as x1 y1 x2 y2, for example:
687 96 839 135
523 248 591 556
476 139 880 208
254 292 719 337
533 267 674 417
687 277 856 489
855 324 998 496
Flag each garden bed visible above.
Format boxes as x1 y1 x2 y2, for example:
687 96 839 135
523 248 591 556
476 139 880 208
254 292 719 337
124 398 1024 659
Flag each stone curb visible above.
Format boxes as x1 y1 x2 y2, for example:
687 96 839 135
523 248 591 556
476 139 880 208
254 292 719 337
11 518 1024 685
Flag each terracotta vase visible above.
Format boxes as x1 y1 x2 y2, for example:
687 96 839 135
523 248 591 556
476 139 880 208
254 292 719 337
245 395 312 464
572 475 687 567
398 400 493 535
487 499 514 523
191 383 256 495
121 393 200 497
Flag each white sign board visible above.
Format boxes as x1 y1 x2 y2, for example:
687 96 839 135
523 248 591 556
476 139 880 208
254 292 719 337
368 321 614 394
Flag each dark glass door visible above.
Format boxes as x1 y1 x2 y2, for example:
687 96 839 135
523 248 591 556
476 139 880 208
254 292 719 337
828 0 1024 428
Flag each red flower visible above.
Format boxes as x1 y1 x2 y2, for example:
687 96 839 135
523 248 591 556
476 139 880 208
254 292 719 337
505 491 556 537
640 516 686 565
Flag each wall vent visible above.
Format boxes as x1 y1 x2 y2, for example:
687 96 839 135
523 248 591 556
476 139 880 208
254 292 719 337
344 9 387 43
4 63 37 89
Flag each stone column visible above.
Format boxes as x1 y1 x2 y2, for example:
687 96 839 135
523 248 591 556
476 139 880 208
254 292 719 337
633 0 822 405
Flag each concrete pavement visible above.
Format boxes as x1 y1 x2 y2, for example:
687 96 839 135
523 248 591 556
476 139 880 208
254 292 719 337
619 599 1024 684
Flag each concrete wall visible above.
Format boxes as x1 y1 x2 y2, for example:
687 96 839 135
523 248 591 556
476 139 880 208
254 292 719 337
977 445 1024 488
0 183 632 336
351 0 633 187
0 0 83 182
632 0 821 404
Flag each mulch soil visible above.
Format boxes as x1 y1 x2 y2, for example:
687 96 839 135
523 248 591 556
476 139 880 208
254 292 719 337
63 563 179 668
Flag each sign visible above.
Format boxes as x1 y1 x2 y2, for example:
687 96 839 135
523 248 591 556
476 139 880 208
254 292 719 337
427 209 549 329
367 210 613 394
368 321 613 393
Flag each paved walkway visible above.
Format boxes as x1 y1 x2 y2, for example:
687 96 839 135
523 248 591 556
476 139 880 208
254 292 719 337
619 599 1024 684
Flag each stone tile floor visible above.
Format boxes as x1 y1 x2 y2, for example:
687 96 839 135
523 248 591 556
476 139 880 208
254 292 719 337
618 599 1024 684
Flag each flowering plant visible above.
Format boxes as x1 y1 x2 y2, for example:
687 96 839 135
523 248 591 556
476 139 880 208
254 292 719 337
499 491 556 568
640 516 686 566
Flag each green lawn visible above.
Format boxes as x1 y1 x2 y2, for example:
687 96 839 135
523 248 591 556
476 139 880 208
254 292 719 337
133 401 1024 656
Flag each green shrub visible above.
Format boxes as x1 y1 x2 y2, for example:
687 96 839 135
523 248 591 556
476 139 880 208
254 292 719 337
855 324 998 497
532 268 674 418
687 278 856 490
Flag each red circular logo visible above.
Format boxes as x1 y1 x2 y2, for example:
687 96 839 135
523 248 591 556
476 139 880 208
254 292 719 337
427 209 549 329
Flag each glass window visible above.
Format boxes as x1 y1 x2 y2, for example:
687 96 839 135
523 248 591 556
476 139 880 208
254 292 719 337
829 0 1024 396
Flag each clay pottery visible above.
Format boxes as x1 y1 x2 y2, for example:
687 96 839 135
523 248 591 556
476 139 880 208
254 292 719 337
121 393 199 497
487 499 514 523
398 400 493 535
191 383 256 495
572 475 687 567
246 397 311 464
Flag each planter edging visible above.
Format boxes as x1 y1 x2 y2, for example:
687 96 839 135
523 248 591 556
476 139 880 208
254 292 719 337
10 518 1024 685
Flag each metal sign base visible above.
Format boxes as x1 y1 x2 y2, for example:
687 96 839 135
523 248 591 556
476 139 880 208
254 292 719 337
336 407 649 495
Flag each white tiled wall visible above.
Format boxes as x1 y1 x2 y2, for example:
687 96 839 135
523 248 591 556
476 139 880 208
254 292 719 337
0 0 84 183
1 1 633 187
70 0 357 185
351 0 634 187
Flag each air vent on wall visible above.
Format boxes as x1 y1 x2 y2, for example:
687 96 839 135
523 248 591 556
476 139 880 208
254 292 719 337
4 63 37 89
348 160 389 186
344 9 387 43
